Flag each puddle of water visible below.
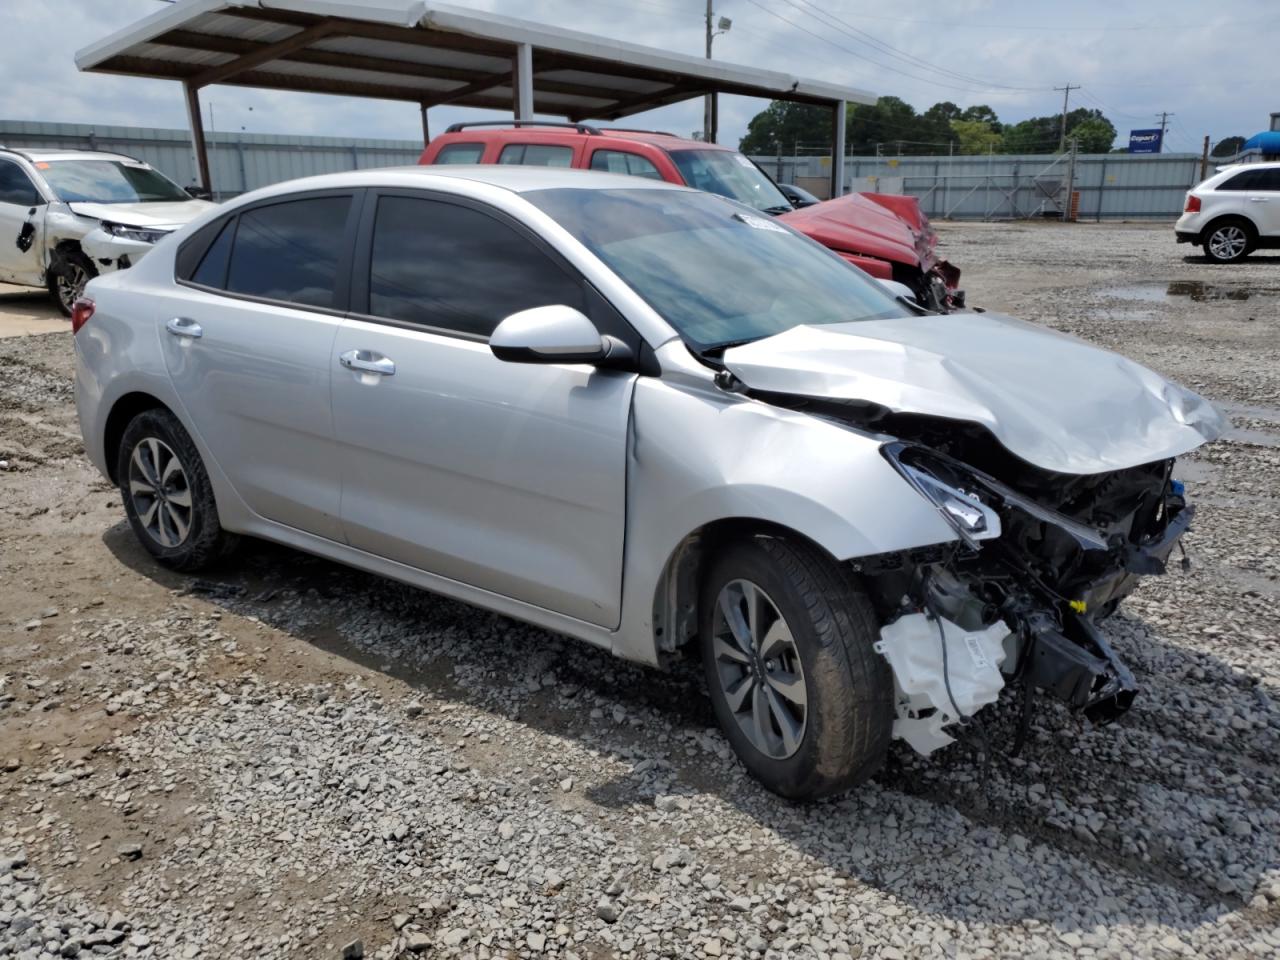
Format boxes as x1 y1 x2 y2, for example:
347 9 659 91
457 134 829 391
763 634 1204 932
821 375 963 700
1219 401 1280 423
1101 281 1280 303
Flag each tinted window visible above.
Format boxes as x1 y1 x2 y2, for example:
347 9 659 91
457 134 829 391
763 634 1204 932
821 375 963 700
435 143 484 165
1219 170 1262 191
191 218 235 288
367 195 584 338
527 188 901 351
1254 168 1280 191
589 150 663 180
498 144 574 167
0 160 40 206
226 196 351 308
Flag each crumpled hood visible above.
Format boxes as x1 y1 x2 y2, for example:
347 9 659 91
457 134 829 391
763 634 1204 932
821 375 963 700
723 312 1224 475
67 199 214 229
778 194 928 270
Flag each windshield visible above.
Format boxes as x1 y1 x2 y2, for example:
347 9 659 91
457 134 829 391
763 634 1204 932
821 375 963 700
668 149 792 215
527 187 903 351
40 159 191 204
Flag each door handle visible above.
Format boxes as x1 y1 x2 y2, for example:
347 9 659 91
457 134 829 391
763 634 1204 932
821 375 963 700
339 349 395 376
1248 196 1270 202
166 317 202 339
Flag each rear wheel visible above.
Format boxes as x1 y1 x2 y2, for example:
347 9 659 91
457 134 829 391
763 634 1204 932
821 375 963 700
47 250 97 317
700 536 893 800
1202 219 1253 264
116 409 238 571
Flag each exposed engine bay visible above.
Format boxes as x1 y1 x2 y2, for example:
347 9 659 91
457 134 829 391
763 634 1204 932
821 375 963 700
768 398 1196 755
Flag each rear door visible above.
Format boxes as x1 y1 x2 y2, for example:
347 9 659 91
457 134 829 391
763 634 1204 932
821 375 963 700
1246 168 1280 237
330 189 636 626
0 158 47 285
157 190 361 541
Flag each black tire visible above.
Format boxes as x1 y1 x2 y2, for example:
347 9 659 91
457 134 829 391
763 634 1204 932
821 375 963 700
1201 218 1254 264
115 408 238 571
47 249 98 317
700 535 893 800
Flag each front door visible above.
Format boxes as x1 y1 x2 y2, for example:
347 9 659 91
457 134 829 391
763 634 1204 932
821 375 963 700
157 192 360 541
331 192 635 626
0 158 46 286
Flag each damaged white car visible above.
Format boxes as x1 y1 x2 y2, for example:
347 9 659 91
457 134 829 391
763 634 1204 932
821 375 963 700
73 168 1223 800
0 147 212 315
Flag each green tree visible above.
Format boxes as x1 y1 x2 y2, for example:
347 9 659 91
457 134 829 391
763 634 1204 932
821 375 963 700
1211 135 1246 157
1067 115 1117 153
738 101 831 155
960 104 1001 129
950 119 1003 155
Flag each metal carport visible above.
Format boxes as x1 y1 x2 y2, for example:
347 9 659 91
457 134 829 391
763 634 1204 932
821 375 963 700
75 0 873 198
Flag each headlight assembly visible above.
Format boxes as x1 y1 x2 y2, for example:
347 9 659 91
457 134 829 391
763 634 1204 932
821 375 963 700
101 222 171 245
882 443 1002 546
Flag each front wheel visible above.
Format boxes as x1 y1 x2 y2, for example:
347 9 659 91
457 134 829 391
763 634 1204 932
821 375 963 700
1202 220 1253 264
47 250 97 317
116 408 238 571
700 536 893 800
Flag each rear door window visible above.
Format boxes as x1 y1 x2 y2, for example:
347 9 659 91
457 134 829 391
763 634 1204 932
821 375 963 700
589 150 663 180
364 194 585 338
190 219 235 288
1253 168 1280 191
0 160 41 206
434 143 485 164
226 196 352 309
497 144 575 167
1219 170 1263 191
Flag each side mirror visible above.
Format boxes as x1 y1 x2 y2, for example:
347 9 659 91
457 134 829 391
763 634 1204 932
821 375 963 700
877 278 921 305
186 186 213 200
490 305 633 367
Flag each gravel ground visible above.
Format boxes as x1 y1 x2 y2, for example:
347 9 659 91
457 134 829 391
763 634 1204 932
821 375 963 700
2 222 1279 959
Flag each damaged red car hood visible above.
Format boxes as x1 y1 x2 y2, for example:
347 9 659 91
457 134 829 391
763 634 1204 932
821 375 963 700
778 194 932 270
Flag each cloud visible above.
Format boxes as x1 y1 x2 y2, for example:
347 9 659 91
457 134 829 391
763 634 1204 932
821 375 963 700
0 0 1273 154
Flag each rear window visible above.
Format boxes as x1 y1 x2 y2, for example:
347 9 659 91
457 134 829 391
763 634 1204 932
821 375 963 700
498 144 574 167
225 196 352 309
434 143 484 165
589 150 663 180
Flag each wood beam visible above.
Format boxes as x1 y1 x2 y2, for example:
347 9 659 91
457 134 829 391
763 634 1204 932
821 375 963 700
190 21 337 89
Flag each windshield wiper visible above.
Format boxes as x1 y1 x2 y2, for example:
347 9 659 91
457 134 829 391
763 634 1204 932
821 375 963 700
698 335 765 357
761 205 794 215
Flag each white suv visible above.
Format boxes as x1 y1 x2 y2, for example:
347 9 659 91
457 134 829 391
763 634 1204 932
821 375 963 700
0 147 213 314
1176 161 1280 263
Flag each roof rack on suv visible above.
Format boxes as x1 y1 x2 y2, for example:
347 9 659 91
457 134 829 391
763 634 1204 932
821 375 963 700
444 120 602 135
601 127 677 137
0 145 34 161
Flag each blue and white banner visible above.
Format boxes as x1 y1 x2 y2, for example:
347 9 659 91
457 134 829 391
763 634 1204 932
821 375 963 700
1128 129 1163 154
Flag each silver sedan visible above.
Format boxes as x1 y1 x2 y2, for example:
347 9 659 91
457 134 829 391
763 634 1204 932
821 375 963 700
73 166 1221 799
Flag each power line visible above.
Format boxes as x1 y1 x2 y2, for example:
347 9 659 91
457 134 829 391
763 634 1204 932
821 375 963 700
773 0 1046 93
737 0 1052 95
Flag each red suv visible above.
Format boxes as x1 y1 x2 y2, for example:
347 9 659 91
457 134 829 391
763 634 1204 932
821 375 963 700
418 122 961 309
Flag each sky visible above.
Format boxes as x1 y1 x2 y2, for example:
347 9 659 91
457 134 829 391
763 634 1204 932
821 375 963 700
2 0 1275 154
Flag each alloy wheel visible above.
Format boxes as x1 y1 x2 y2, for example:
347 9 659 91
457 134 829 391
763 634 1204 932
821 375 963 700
128 437 194 548
711 578 808 759
1208 225 1247 261
56 262 90 313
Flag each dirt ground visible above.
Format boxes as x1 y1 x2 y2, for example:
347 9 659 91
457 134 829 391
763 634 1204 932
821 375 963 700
1 222 1278 959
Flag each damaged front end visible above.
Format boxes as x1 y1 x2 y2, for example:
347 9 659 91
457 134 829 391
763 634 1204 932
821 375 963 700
863 437 1194 754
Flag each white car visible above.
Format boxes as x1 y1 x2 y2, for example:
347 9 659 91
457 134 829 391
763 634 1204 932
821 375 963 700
0 147 214 314
1176 161 1280 263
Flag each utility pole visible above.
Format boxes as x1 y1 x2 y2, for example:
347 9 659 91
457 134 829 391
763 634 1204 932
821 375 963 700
703 3 731 143
1155 112 1174 154
1054 83 1079 152
1200 134 1210 181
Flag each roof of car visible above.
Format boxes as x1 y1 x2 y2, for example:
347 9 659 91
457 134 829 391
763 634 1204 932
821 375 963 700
234 164 692 204
0 147 142 164
434 125 729 151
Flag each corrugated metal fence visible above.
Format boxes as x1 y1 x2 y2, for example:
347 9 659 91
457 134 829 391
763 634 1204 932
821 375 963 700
1 119 1202 219
753 152 1204 220
0 119 423 199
